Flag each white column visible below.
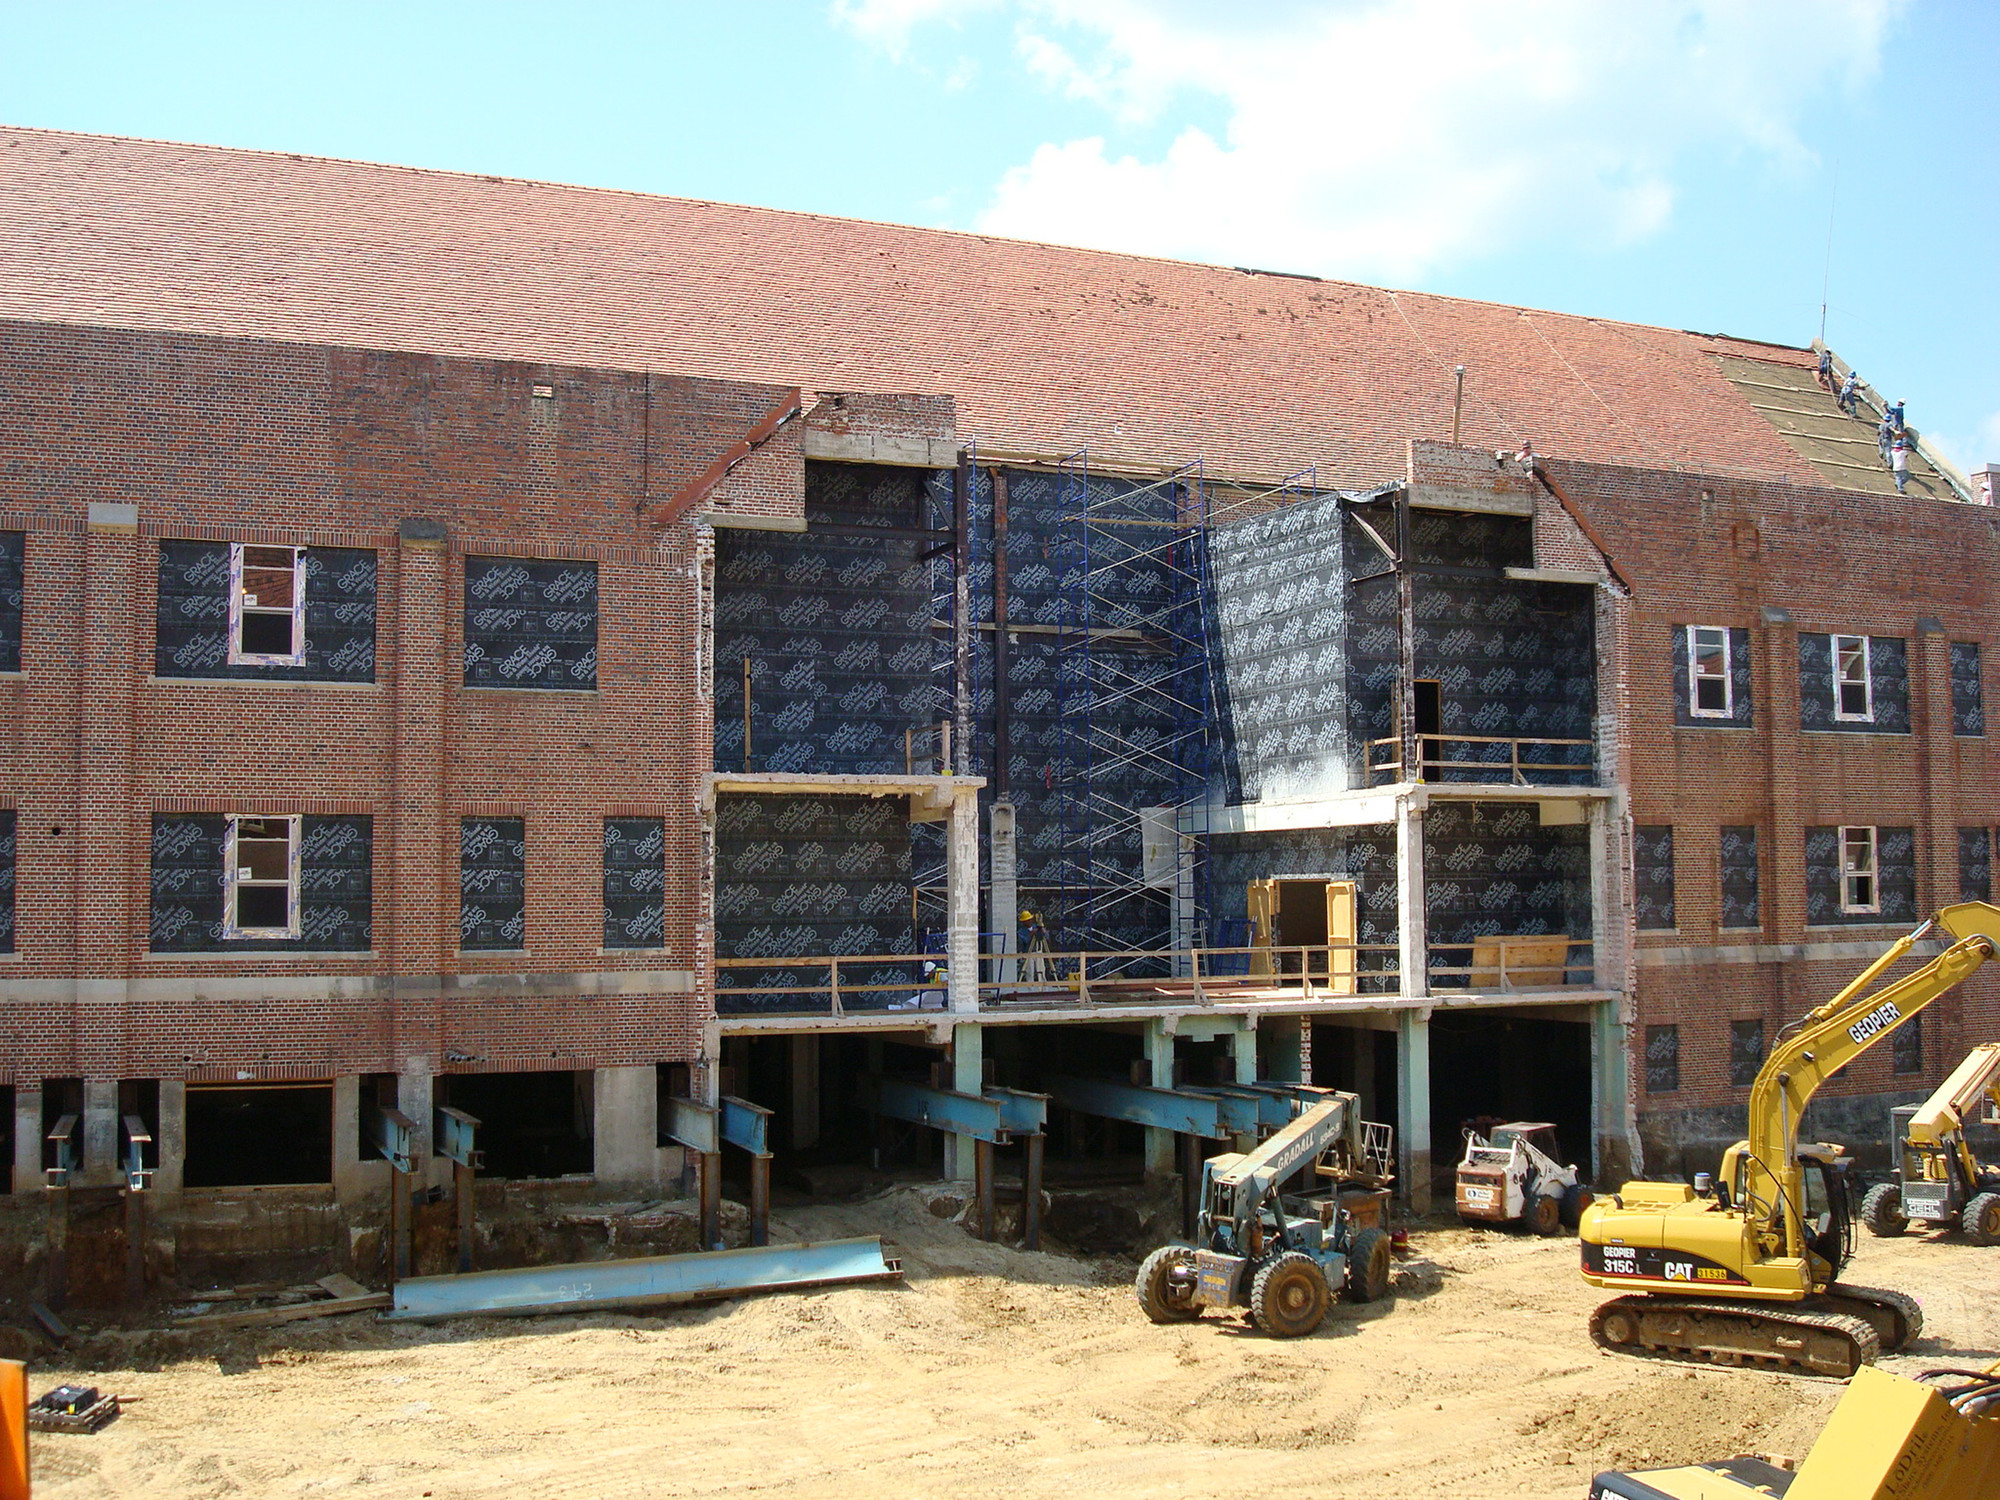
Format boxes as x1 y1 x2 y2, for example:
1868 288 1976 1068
1144 1017 1176 1177
989 801 1018 986
949 1022 983 1182
82 1078 119 1187
153 1080 185 1199
1397 794 1428 999
946 787 980 1014
1397 1007 1433 1213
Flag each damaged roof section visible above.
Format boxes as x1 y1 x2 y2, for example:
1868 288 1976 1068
1713 350 1970 502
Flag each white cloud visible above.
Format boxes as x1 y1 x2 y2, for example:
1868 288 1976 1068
847 0 1902 283
831 0 1000 61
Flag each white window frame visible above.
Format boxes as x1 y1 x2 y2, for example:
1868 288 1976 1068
1839 824 1879 915
228 543 307 667
1831 633 1874 722
1687 625 1732 718
223 814 303 939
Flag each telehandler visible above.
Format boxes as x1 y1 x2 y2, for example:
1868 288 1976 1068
1134 1093 1394 1337
1860 1040 2000 1243
1579 901 2000 1377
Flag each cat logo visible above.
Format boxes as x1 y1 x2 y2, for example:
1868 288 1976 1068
1662 1260 1694 1281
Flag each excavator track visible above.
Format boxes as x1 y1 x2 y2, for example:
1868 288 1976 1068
1590 1295 1881 1378
1819 1281 1924 1351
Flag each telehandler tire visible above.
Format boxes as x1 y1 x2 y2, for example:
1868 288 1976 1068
1135 1245 1203 1323
1963 1190 2000 1246
1861 1182 1907 1237
1344 1226 1392 1303
1249 1252 1330 1337
1527 1191 1562 1236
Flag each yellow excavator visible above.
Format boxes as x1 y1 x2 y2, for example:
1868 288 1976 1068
1861 1040 2000 1243
1579 901 2000 1378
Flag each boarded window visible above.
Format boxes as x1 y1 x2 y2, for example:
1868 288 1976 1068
1798 633 1909 733
604 817 665 950
1719 824 1760 929
0 531 21 673
1634 825 1676 930
1645 1024 1680 1093
1961 828 1992 905
150 813 372 953
1951 642 1985 736
1894 1013 1923 1075
1671 624 1752 728
0 809 13 954
156 541 376 682
1805 824 1916 925
463 557 598 690
460 818 527 951
1729 1019 1764 1087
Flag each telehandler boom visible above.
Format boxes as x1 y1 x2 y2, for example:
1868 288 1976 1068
1862 1040 2000 1243
1579 901 2000 1377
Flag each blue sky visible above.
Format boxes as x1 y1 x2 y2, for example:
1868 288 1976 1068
5 1 1997 468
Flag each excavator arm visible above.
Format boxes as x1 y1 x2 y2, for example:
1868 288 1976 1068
1741 902 2000 1257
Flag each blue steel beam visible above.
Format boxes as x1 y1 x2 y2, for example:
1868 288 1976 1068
720 1095 771 1155
664 1097 719 1155
858 1076 1014 1144
369 1107 417 1174
1184 1088 1266 1135
983 1086 1049 1136
434 1106 482 1170
1043 1075 1225 1139
386 1236 903 1320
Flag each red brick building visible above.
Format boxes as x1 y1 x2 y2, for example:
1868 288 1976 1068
0 127 1992 1250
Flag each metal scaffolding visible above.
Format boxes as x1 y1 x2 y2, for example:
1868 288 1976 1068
1051 450 1218 972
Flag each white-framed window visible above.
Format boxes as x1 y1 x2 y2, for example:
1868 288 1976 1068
1832 634 1873 721
229 543 306 665
1840 825 1879 915
224 814 302 938
1688 625 1731 717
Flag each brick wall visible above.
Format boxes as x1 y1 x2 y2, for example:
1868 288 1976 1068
1547 452 2000 1159
0 320 818 1085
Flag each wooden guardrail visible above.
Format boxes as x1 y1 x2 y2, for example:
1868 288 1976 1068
1366 733 1593 786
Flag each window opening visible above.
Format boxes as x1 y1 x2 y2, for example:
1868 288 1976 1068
1689 625 1731 716
1840 825 1878 914
1645 1024 1679 1093
230 543 306 665
1893 1013 1923 1075
1729 1019 1764 1087
226 814 301 938
1832 634 1872 721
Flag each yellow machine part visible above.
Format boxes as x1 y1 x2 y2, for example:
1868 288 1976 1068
1593 1366 2000 1499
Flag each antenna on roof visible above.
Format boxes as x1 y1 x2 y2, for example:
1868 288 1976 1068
1818 160 1838 347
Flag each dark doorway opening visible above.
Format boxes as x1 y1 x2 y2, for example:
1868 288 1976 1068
437 1071 593 1180
1310 1022 1396 1128
1415 679 1442 782
1429 1011 1592 1191
184 1083 333 1188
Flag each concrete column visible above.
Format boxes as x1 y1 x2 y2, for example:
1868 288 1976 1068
1591 1000 1635 1184
11 1085 41 1197
1397 796 1428 998
1397 1007 1432 1213
330 1075 385 1204
81 1078 118 1188
1259 1015 1305 1083
789 1034 821 1150
1229 1021 1257 1085
989 802 1018 986
948 1022 983 1182
1144 1017 1175 1177
594 1065 665 1191
946 787 980 1013
153 1080 185 1199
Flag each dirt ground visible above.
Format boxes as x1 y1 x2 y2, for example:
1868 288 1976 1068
20 1192 2000 1499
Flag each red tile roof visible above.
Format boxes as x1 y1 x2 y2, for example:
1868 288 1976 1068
0 126 1828 489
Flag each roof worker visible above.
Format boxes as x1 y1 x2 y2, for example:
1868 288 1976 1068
1513 439 1538 471
1891 437 1911 494
1886 398 1907 435
1877 414 1896 465
1837 369 1861 416
1816 347 1835 392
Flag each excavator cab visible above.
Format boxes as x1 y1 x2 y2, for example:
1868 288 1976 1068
1799 1150 1856 1278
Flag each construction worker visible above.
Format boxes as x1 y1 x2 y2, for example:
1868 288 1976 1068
1837 370 1861 416
1886 398 1907 435
1891 438 1911 495
1816 347 1834 392
1878 415 1896 465
1019 907 1052 984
